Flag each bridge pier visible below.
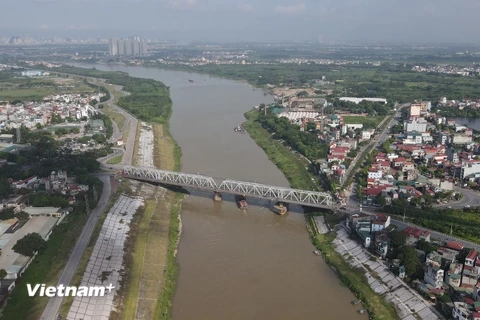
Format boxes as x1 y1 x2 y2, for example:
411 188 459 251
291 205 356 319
213 192 222 202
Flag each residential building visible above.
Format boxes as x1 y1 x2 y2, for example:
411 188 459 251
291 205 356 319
465 250 478 268
404 118 428 133
370 213 390 232
402 227 431 245
452 302 471 320
461 162 480 180
424 263 444 289
339 97 387 104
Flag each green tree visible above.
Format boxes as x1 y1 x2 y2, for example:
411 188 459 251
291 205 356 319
0 178 11 199
390 231 406 248
12 233 46 257
398 246 420 278
0 269 7 279
14 211 29 220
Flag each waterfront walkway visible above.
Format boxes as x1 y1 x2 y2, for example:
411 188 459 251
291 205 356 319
333 228 443 320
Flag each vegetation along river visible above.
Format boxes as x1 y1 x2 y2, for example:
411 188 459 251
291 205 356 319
83 64 365 320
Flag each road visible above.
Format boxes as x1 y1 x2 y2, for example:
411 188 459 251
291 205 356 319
390 217 480 251
342 104 408 188
40 174 112 320
435 186 480 209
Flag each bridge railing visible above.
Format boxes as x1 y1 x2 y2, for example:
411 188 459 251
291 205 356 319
123 165 333 207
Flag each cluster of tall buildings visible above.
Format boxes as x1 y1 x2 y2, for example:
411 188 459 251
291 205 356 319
108 37 147 56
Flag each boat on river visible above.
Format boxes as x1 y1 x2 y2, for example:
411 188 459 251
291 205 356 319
234 126 245 133
188 79 194 83
235 195 248 209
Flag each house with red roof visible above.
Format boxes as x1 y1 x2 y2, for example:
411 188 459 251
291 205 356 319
465 250 478 268
392 157 406 168
370 213 391 232
446 241 464 252
402 226 431 245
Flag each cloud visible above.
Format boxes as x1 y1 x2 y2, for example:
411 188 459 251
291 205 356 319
67 24 96 30
39 24 49 29
237 3 253 11
274 3 305 14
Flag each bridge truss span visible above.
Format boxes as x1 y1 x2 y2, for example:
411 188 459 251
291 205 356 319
123 166 333 208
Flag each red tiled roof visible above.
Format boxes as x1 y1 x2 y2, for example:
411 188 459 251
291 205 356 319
467 250 478 261
402 226 430 239
446 241 464 251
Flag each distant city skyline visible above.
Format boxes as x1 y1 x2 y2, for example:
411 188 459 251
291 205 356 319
1 0 480 44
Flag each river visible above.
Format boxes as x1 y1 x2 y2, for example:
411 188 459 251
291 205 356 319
454 117 480 131
76 63 365 320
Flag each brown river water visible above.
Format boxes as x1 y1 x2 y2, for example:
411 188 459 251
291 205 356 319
77 64 366 320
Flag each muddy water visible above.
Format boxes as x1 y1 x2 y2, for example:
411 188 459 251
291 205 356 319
81 64 364 320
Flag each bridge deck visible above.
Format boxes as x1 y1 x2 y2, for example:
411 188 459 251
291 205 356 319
123 166 333 209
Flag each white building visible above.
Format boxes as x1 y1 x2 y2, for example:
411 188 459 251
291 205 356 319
452 302 471 320
361 130 372 140
461 162 480 180
453 134 472 145
339 97 387 104
345 123 363 130
368 170 383 180
404 119 427 133
424 264 444 289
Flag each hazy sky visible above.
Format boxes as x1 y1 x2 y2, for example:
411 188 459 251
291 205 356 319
2 0 479 43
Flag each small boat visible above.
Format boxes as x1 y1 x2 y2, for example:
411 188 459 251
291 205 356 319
313 250 320 256
357 309 367 314
188 79 194 83
351 300 361 305
234 126 245 133
213 192 222 202
235 195 248 209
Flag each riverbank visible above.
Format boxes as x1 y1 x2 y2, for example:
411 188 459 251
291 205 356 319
46 65 183 319
243 109 399 320
243 111 318 191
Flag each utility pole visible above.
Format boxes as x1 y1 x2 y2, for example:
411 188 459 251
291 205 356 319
450 224 453 236
403 207 406 222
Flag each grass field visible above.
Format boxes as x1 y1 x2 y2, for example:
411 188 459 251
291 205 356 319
103 104 127 131
2 211 89 320
107 154 123 164
0 77 94 101
341 116 384 129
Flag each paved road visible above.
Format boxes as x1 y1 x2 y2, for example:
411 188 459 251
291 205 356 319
342 104 408 189
390 217 480 251
40 174 112 320
435 186 480 209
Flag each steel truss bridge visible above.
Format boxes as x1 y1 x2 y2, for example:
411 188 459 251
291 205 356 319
123 166 334 209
